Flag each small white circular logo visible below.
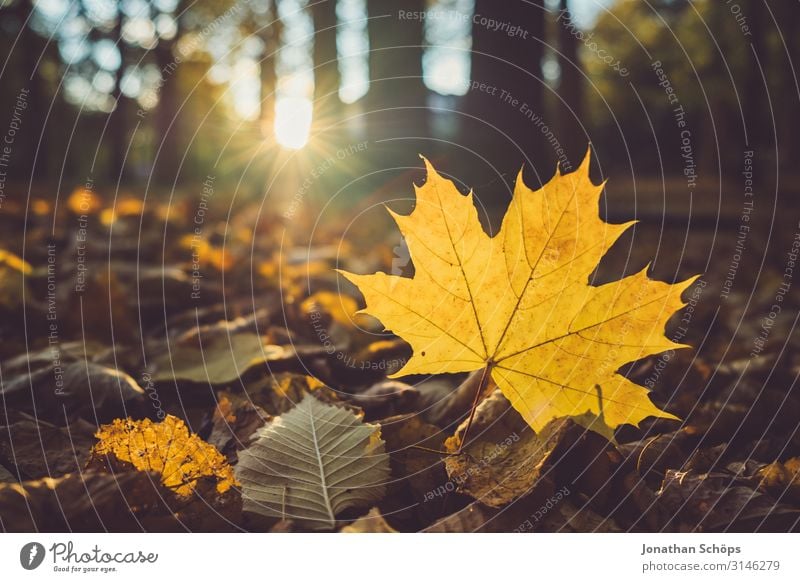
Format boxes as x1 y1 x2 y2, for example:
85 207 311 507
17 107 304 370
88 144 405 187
20 542 45 570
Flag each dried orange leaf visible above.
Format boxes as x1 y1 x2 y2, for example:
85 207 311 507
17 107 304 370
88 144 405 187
91 415 237 496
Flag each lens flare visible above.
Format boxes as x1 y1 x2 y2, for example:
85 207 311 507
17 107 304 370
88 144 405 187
274 97 312 150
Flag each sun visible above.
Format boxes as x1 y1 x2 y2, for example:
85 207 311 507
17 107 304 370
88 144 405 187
274 96 312 150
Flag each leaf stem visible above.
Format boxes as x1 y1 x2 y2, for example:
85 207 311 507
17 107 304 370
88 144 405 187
457 364 493 454
408 365 493 457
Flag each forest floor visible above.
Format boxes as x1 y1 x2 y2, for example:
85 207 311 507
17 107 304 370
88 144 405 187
1 175 799 532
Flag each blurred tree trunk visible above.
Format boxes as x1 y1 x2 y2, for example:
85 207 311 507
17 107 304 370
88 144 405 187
556 0 585 167
12 0 48 180
774 1 800 176
154 38 180 185
110 14 128 183
468 0 545 182
743 0 768 154
311 0 341 126
697 2 731 178
259 2 281 137
366 0 427 142
149 0 189 185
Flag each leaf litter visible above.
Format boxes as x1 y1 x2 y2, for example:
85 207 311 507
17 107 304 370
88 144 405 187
1 155 798 532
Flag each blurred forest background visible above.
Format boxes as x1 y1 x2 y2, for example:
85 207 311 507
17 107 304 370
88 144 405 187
2 0 800 315
2 0 798 213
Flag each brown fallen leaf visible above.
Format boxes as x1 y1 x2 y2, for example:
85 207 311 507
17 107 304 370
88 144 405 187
1 340 112 375
62 270 135 343
608 471 671 531
244 372 344 416
726 459 767 480
423 500 504 533
442 389 612 509
657 469 800 532
758 458 800 504
537 499 622 532
2 469 241 532
683 442 730 473
378 414 455 530
129 264 224 312
0 464 15 483
348 380 421 421
617 428 695 485
151 332 318 385
0 412 96 479
206 392 270 463
333 338 411 383
0 362 146 424
443 389 549 507
0 471 168 532
420 369 496 429
423 490 555 533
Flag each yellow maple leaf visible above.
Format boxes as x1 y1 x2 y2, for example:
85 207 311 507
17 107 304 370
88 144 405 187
91 415 237 496
340 152 698 437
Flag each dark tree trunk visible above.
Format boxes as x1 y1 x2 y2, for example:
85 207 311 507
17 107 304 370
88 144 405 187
154 39 180 185
774 0 800 176
366 0 427 142
311 0 341 125
468 0 545 183
110 15 128 183
556 0 585 168
259 2 281 137
12 0 48 180
743 0 768 153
